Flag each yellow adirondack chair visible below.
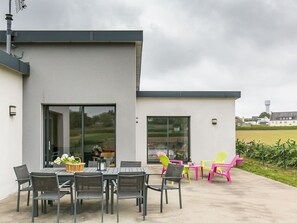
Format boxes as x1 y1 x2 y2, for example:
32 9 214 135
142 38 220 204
201 151 227 173
159 154 190 183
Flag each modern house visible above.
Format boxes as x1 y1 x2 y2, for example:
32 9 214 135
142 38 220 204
0 30 240 199
270 111 297 126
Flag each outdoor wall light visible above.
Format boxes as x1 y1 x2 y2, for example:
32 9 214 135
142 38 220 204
9 105 16 116
212 118 217 125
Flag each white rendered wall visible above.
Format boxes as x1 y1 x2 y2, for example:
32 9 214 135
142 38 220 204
0 66 23 199
20 43 137 171
136 97 236 165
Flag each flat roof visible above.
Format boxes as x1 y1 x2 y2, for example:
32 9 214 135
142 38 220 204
0 30 142 89
0 50 30 76
136 91 241 99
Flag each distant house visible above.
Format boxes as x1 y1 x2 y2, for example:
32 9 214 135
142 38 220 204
257 117 269 125
270 111 297 126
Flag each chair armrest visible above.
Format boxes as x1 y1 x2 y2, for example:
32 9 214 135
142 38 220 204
211 163 231 167
16 177 30 182
59 180 71 189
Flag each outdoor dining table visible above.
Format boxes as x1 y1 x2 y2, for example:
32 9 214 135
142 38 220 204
34 166 151 216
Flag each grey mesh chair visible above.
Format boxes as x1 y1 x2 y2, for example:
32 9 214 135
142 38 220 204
120 161 141 167
74 172 104 223
88 160 98 167
113 172 146 222
30 172 73 223
146 163 184 213
13 164 33 212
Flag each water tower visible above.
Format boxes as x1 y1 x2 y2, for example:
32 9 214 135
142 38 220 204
265 100 271 114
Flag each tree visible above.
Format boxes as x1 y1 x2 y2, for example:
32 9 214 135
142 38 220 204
259 112 270 119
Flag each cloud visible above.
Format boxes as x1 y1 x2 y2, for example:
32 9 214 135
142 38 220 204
1 0 297 117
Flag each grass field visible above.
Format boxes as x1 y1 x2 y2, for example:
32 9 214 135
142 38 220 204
236 129 297 145
237 157 297 187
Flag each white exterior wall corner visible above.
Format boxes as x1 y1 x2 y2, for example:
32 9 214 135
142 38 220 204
0 66 23 199
136 97 236 165
21 43 137 170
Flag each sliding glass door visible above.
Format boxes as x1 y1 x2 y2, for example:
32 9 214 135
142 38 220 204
147 116 190 163
44 105 116 167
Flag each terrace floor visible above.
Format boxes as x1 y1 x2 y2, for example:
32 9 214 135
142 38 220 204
0 165 296 223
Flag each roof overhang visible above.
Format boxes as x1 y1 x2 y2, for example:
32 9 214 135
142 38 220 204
0 50 30 76
0 30 143 89
136 91 241 99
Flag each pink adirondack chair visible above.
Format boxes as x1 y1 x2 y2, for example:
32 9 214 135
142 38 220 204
208 155 239 183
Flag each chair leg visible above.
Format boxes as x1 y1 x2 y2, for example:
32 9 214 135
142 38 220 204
144 187 148 216
27 190 30 206
165 189 168 204
160 189 163 213
117 198 119 223
138 198 141 212
179 183 182 209
16 185 21 212
32 199 35 223
208 171 213 183
74 199 77 223
227 173 232 184
57 200 60 223
101 198 104 223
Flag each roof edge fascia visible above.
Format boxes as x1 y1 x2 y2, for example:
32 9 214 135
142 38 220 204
0 50 30 76
136 91 241 99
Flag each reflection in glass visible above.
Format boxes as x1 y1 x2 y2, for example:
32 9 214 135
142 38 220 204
147 117 190 163
44 105 116 167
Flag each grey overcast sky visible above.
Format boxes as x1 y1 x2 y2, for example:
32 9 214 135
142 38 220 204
1 0 297 118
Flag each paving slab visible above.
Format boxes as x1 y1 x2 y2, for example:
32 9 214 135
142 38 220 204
0 166 296 223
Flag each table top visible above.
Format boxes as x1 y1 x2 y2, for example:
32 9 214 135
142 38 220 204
185 164 202 168
40 167 151 176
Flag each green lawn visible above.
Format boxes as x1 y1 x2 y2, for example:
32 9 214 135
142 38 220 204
237 156 297 187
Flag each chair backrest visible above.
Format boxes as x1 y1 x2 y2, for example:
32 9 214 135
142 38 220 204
120 161 141 167
88 160 98 167
230 155 239 166
159 154 170 168
117 172 146 193
220 155 239 173
74 172 104 193
215 151 227 163
30 172 59 192
13 164 30 185
164 163 184 183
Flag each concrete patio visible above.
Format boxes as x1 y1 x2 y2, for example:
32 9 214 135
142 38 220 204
0 165 296 223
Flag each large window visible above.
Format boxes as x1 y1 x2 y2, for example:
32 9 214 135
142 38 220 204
44 105 116 167
147 116 190 163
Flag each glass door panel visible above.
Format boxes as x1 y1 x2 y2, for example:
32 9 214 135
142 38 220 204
69 106 82 158
147 117 168 162
84 106 116 166
168 117 189 161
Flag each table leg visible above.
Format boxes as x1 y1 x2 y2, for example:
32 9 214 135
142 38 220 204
201 167 204 179
195 167 198 181
105 179 109 214
111 181 114 214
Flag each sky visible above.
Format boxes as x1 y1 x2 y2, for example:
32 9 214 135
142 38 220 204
1 0 297 118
